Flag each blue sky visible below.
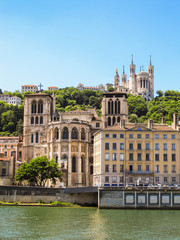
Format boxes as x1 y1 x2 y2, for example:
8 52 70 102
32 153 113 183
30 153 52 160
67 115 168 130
0 0 180 93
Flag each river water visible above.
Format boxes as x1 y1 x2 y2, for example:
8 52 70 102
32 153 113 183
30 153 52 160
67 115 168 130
0 206 180 240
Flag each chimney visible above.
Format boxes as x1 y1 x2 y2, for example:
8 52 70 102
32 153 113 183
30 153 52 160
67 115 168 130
172 113 179 130
120 120 125 129
147 119 153 129
162 117 166 124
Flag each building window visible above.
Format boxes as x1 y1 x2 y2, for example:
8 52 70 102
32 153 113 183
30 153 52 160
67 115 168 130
55 128 59 140
129 165 133 173
4 151 7 157
172 144 176 150
11 151 13 156
120 153 124 161
90 166 93 174
137 153 141 161
163 134 167 139
155 154 159 161
38 100 43 114
105 143 109 150
137 134 141 139
105 153 109 161
129 176 133 183
155 143 159 150
129 143 133 150
112 143 116 150
163 143 167 150
36 132 39 143
129 153 133 161
2 169 6 176
155 177 159 183
113 134 117 138
96 123 100 128
19 152 22 157
163 165 168 173
146 134 150 139
163 154 168 161
155 165 159 173
146 165 150 173
146 153 150 161
112 153 117 161
112 165 117 172
31 117 34 124
120 165 124 172
105 176 109 183
81 128 86 140
120 143 124 150
137 143 141 150
112 176 117 183
81 157 84 173
105 134 109 138
164 177 168 182
105 165 109 172
35 116 38 124
120 134 124 138
172 154 176 161
155 134 159 139
5 145 7 148
62 127 69 139
146 143 150 150
31 100 37 114
172 177 176 183
120 176 124 183
129 134 133 139
172 134 175 139
40 116 43 124
72 156 76 172
138 165 142 173
2 162 6 166
172 165 176 173
72 127 78 139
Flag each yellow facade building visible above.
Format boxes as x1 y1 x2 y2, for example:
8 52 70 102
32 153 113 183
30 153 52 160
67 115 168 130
93 115 180 187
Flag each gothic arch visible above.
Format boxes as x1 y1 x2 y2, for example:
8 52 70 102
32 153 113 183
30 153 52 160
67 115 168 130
31 100 37 114
72 127 78 139
117 116 120 123
62 127 69 139
81 155 85 173
108 117 111 126
113 116 116 125
54 127 59 140
31 117 34 124
38 100 43 114
35 132 39 143
72 156 77 172
35 116 38 124
81 128 85 140
40 116 43 124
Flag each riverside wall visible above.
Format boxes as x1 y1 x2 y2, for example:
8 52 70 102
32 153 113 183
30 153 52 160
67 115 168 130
98 188 180 209
0 186 98 206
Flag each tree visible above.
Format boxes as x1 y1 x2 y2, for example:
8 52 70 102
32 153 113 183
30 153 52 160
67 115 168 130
156 90 163 98
108 86 115 92
15 156 63 186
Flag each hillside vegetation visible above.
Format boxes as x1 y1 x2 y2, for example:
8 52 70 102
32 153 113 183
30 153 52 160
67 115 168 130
0 88 179 136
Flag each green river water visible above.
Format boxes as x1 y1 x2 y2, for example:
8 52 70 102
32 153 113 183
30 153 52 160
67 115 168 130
0 206 180 240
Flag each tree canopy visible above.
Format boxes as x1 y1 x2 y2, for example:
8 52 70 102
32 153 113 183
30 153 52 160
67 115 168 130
15 156 63 187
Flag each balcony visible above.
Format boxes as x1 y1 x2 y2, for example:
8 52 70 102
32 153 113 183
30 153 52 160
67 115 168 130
126 171 154 175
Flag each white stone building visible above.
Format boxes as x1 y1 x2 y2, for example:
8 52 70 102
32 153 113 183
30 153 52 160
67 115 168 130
21 85 38 94
0 95 21 106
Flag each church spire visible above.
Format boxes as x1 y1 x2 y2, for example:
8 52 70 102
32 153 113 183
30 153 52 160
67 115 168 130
150 55 151 65
131 54 134 65
123 65 125 74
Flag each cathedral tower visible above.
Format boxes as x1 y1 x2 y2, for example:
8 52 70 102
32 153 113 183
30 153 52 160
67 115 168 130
129 55 136 92
147 55 154 98
114 69 120 91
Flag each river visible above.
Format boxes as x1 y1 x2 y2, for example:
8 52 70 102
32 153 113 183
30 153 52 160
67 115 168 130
0 206 180 239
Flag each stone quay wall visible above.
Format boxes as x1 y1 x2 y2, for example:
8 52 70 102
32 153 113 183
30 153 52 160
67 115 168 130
0 186 98 206
99 188 180 209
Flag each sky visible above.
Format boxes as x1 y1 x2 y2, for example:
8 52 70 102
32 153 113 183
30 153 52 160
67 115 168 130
0 0 180 94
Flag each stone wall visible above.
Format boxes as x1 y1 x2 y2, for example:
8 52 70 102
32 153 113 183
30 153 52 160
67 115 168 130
99 188 180 209
0 186 98 206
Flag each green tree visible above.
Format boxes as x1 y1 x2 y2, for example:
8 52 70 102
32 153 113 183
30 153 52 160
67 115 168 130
15 156 63 186
156 90 163 97
108 86 115 92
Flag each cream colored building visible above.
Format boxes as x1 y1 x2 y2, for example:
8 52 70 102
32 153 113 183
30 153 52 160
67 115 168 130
93 115 180 187
21 85 38 94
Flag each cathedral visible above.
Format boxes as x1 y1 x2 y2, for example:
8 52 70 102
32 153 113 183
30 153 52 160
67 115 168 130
114 55 154 100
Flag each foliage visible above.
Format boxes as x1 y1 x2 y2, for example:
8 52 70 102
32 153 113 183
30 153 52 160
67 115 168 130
15 156 63 187
107 86 115 92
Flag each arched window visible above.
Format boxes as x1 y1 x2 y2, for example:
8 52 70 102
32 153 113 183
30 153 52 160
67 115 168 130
31 100 37 114
90 166 93 174
81 128 85 140
31 134 34 143
118 100 120 114
72 127 78 139
40 116 43 124
111 101 113 114
72 156 76 172
115 101 117 114
62 127 69 139
55 128 59 140
55 156 58 163
31 117 34 125
108 100 111 114
35 116 38 124
81 156 84 173
113 116 116 125
38 100 43 113
108 117 111 126
36 132 39 143
117 117 120 123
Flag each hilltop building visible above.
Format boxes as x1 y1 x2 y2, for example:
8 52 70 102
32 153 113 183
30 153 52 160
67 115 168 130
114 56 154 100
77 83 105 92
21 85 38 94
48 86 58 91
0 95 21 106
